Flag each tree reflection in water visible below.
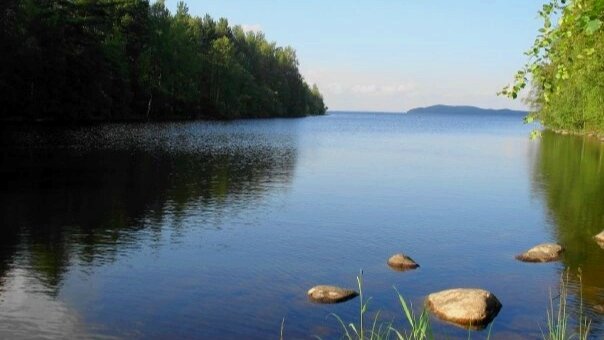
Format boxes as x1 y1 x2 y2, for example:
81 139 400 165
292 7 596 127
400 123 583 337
532 130 604 328
0 122 298 298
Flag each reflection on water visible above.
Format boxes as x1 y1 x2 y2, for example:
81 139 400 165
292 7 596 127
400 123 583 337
0 268 91 338
0 122 298 337
532 130 604 331
0 114 603 339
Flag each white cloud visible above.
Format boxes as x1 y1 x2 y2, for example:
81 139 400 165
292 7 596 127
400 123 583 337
380 83 416 95
240 24 263 34
351 84 377 94
348 83 416 96
326 82 344 95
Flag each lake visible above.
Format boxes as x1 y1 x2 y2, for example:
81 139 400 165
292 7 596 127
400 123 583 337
1 111 603 339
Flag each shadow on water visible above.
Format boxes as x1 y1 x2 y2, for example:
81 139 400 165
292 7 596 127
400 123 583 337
532 130 604 332
0 122 298 296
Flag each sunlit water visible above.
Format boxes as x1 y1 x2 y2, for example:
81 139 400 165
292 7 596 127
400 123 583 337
1 112 603 339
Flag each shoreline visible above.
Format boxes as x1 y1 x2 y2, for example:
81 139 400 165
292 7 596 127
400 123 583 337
0 113 322 127
548 128 604 143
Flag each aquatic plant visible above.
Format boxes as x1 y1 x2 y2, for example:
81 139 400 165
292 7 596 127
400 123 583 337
542 270 591 340
324 271 434 340
390 288 433 340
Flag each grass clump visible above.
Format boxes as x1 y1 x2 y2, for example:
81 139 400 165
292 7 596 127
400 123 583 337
325 271 433 340
542 269 591 340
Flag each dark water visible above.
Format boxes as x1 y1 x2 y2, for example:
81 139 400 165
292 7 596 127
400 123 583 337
0 112 603 339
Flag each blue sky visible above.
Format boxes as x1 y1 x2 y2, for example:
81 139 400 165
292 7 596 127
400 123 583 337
165 0 544 112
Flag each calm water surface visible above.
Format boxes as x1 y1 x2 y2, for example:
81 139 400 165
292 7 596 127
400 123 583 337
1 112 603 339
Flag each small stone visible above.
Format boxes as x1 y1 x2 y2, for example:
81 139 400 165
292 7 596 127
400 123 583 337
594 305 604 314
595 231 604 248
426 288 501 329
387 253 419 271
307 285 358 304
516 243 564 263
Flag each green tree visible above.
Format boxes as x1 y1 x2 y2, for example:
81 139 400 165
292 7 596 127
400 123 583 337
0 0 326 122
501 0 604 134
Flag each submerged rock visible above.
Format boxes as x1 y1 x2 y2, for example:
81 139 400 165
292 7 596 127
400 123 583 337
516 243 564 262
307 285 358 304
426 288 502 329
387 253 419 271
594 231 604 248
595 305 604 314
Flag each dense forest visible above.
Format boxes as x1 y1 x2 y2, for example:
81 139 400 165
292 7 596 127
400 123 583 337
0 0 327 122
501 0 604 134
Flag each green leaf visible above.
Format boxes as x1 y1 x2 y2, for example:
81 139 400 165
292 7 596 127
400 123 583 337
529 130 542 140
585 19 602 35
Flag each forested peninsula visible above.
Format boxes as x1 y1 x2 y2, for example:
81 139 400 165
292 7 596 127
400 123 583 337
0 1 327 122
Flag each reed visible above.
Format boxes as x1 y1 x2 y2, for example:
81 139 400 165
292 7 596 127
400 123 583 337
326 271 433 340
542 269 590 340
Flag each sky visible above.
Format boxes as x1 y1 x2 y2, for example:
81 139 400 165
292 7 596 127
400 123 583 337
165 0 544 112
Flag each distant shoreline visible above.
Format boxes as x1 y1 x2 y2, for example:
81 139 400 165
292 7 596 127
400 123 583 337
328 105 527 116
405 105 527 115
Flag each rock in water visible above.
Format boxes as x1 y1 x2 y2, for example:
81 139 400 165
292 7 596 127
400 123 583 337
594 231 604 248
387 253 419 271
516 243 564 262
426 288 502 329
307 285 358 304
595 305 604 314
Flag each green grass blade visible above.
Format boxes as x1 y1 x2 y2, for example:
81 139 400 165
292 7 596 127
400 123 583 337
328 313 353 340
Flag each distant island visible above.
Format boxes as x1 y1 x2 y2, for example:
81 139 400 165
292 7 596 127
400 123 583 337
406 105 526 116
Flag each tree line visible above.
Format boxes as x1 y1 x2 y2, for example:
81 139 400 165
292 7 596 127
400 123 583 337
0 0 327 122
501 0 603 134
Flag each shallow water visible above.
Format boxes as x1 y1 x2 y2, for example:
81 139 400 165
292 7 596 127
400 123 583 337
0 111 603 339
